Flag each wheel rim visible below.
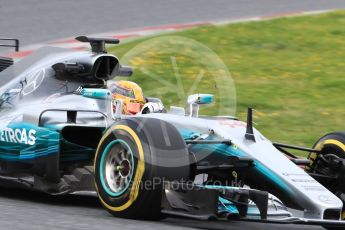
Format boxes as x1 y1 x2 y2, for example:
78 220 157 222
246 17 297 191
100 139 134 196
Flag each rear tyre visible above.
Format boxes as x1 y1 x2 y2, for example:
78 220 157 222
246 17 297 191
306 132 345 228
94 117 190 219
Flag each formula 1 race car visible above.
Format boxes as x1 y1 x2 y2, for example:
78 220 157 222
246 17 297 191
0 37 345 229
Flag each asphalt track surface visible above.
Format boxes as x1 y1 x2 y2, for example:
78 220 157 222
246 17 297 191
1 0 345 45
1 1 345 230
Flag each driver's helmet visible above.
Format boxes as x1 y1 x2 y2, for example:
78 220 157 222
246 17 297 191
108 80 146 115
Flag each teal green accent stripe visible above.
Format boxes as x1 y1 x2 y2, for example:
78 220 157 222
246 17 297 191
0 122 60 161
219 196 239 214
189 142 294 194
82 88 110 100
0 147 59 160
100 139 134 197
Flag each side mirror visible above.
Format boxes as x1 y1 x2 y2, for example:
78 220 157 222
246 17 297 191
187 94 214 105
77 88 117 120
81 88 111 100
187 94 214 117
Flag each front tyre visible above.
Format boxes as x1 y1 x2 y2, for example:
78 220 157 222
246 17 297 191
94 117 190 219
306 132 345 228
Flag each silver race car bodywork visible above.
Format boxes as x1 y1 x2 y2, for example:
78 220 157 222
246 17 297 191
0 37 344 228
143 112 343 219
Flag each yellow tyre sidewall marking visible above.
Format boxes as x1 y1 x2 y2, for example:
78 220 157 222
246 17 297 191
310 139 345 168
315 139 345 152
94 124 145 212
324 139 345 152
308 139 345 170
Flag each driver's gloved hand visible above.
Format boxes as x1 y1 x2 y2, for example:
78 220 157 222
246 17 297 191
141 102 164 114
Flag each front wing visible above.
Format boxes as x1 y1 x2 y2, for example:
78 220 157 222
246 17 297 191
161 182 345 228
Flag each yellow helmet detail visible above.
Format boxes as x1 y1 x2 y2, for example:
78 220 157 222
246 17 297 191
109 80 146 115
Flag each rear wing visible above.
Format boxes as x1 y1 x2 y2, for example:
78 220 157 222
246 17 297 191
0 38 19 52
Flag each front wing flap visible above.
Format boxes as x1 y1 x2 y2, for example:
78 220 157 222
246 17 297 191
161 182 345 228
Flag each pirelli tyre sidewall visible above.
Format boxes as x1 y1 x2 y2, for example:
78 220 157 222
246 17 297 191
307 131 345 222
308 131 345 170
94 117 190 219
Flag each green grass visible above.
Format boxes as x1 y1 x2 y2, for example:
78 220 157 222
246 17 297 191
109 10 345 151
